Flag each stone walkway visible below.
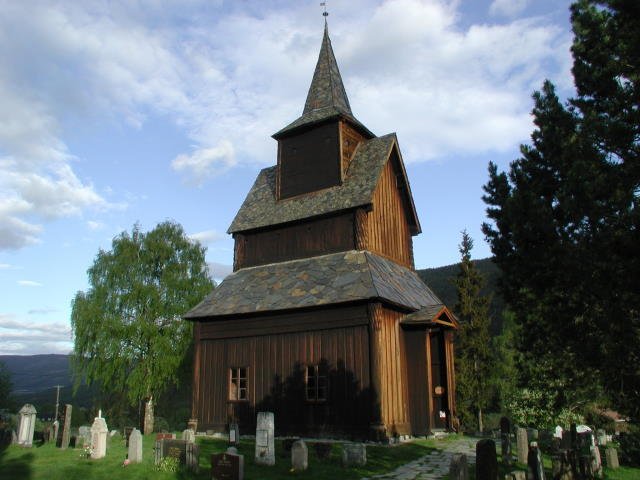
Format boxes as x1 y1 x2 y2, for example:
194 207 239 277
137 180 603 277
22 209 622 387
362 436 478 480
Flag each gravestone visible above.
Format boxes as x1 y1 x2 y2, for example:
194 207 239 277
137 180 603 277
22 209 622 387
156 432 175 440
590 445 603 478
90 415 108 459
254 412 275 466
500 417 512 465
527 442 545 480
476 439 498 480
155 438 200 472
605 447 619 469
182 428 195 443
291 439 308 472
60 404 72 449
229 422 239 446
17 404 37 447
516 428 528 464
597 429 607 446
52 420 59 445
211 451 244 480
342 443 367 466
78 426 91 447
124 426 134 447
527 428 539 442
551 451 572 480
449 452 468 480
554 426 563 439
128 428 143 463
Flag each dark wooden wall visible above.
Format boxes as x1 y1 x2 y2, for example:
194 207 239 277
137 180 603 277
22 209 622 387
193 305 372 436
277 121 341 199
233 213 355 270
403 327 429 435
360 154 414 269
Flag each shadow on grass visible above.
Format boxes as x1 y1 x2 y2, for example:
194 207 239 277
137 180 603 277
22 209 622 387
193 437 436 480
0 444 34 480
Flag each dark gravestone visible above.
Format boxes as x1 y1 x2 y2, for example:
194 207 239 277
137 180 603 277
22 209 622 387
59 404 72 449
527 442 545 480
228 423 239 446
500 417 512 465
313 442 332 460
211 451 244 480
155 439 200 472
449 452 469 480
476 439 498 480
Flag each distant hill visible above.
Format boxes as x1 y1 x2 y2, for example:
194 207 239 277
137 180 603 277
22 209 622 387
0 354 71 396
417 257 505 334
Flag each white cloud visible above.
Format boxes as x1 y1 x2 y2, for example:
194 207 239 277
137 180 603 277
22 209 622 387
87 220 105 231
28 307 58 315
17 280 43 287
0 0 572 248
0 315 72 355
490 0 530 18
172 141 236 184
189 229 224 245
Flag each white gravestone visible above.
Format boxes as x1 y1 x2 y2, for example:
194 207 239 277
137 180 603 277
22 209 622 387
291 439 308 472
182 429 195 443
90 414 108 459
128 428 143 463
17 404 37 447
254 412 275 466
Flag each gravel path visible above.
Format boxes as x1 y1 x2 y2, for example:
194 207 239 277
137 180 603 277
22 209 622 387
362 436 479 480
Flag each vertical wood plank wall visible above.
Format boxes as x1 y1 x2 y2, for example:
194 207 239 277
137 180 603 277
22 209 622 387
233 213 355 270
340 121 366 175
369 303 411 435
195 319 371 435
403 328 428 435
365 157 413 268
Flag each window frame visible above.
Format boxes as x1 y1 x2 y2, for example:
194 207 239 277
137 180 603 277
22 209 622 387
228 366 249 402
305 363 327 403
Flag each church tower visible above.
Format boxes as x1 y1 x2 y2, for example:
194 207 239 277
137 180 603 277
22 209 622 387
186 22 458 439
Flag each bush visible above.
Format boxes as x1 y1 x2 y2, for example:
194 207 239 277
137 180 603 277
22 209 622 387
619 427 640 467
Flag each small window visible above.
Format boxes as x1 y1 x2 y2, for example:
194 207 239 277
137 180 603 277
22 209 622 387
229 367 248 401
306 364 327 402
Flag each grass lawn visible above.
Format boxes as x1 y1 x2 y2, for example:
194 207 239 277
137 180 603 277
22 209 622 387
0 434 438 480
1 434 638 480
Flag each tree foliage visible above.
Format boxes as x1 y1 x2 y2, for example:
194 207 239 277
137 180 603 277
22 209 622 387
454 231 494 432
71 221 213 409
482 0 639 418
0 361 13 409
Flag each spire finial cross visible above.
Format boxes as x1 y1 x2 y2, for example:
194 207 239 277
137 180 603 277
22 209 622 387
320 2 328 17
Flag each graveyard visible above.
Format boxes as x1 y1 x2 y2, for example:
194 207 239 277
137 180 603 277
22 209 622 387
1 404 639 480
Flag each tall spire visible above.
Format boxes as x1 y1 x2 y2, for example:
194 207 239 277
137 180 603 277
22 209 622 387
303 22 352 115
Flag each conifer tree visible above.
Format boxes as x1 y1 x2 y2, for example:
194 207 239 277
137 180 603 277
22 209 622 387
454 231 494 432
483 0 639 417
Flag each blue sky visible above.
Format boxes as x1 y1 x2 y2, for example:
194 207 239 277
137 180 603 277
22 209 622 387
0 0 574 355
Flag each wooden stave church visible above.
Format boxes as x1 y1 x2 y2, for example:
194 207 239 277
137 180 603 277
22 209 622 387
185 23 458 440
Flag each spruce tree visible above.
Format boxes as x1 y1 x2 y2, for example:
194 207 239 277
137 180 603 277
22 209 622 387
454 230 493 432
483 0 639 417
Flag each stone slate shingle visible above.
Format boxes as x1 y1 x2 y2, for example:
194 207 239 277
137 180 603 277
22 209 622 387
228 134 396 233
184 250 445 319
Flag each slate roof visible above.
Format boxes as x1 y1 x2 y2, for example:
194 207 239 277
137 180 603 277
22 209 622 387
228 133 397 233
185 250 445 319
273 23 372 139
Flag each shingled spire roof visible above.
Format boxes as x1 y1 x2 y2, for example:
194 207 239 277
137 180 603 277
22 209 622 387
303 21 351 115
273 22 374 139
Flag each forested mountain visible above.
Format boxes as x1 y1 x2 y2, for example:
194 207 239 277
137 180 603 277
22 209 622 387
417 257 505 334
